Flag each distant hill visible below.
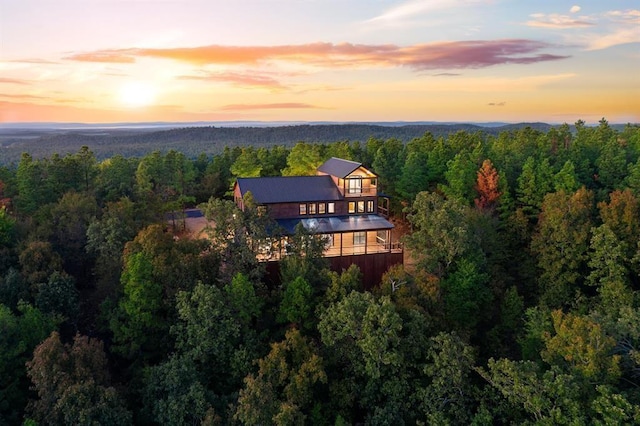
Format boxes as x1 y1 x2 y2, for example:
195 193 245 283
0 122 557 165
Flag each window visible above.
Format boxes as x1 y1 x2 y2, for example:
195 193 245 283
318 203 326 214
367 200 374 212
328 202 335 214
348 202 355 213
353 231 366 245
376 229 387 244
348 176 362 194
299 204 307 215
309 203 316 214
357 201 365 213
325 234 334 247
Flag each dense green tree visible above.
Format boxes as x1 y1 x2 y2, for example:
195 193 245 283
95 155 139 203
531 188 594 308
18 240 63 290
554 160 580 193
142 354 215 426
596 137 628 194
35 271 79 323
48 190 98 281
418 332 480 424
15 153 51 215
587 224 628 289
282 142 322 176
372 138 405 197
230 147 263 178
405 191 473 278
440 257 492 332
541 310 621 383
235 329 327 425
201 197 263 283
516 156 554 219
277 276 314 329
0 303 57 424
224 272 264 327
319 291 402 380
440 151 478 204
109 251 166 360
25 331 131 426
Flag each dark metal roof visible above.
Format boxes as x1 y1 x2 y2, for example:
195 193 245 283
236 175 342 204
317 157 363 179
276 214 394 235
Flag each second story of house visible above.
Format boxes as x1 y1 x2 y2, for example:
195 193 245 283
233 157 383 221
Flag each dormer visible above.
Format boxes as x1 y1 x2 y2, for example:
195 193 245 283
317 157 378 198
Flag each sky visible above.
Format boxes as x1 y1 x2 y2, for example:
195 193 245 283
0 0 638 124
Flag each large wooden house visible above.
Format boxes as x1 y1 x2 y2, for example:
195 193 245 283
233 157 403 286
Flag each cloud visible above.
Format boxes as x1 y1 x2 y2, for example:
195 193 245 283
0 93 48 100
65 39 568 71
0 78 30 85
220 103 320 111
580 10 640 50
605 9 640 24
488 101 506 106
581 27 640 50
9 58 60 65
526 13 595 28
433 72 461 76
367 0 487 25
179 71 286 90
570 5 581 13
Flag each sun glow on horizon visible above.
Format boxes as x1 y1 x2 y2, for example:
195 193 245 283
117 82 157 108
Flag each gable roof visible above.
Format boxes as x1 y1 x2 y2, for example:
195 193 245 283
236 175 343 204
317 157 363 179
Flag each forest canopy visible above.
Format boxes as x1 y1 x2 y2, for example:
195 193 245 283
1 119 640 424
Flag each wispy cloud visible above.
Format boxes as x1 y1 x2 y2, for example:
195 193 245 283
0 93 48 100
220 103 320 111
526 13 595 29
65 40 568 71
580 9 640 50
367 0 487 25
0 78 31 85
8 58 60 65
526 8 640 50
179 71 286 90
581 27 640 50
433 72 461 76
488 101 506 106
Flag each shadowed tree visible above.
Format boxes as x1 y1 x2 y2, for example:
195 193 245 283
235 329 327 425
25 331 131 426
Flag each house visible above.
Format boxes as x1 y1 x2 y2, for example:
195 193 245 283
233 157 403 286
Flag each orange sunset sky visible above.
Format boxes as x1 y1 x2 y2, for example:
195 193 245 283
1 0 639 124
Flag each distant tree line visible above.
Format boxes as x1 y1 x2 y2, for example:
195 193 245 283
0 122 558 166
0 119 639 424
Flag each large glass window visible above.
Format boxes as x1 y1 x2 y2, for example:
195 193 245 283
318 203 326 214
309 203 316 214
328 202 335 213
299 204 307 215
348 202 355 213
353 231 366 245
357 201 365 213
348 176 362 194
367 200 374 212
